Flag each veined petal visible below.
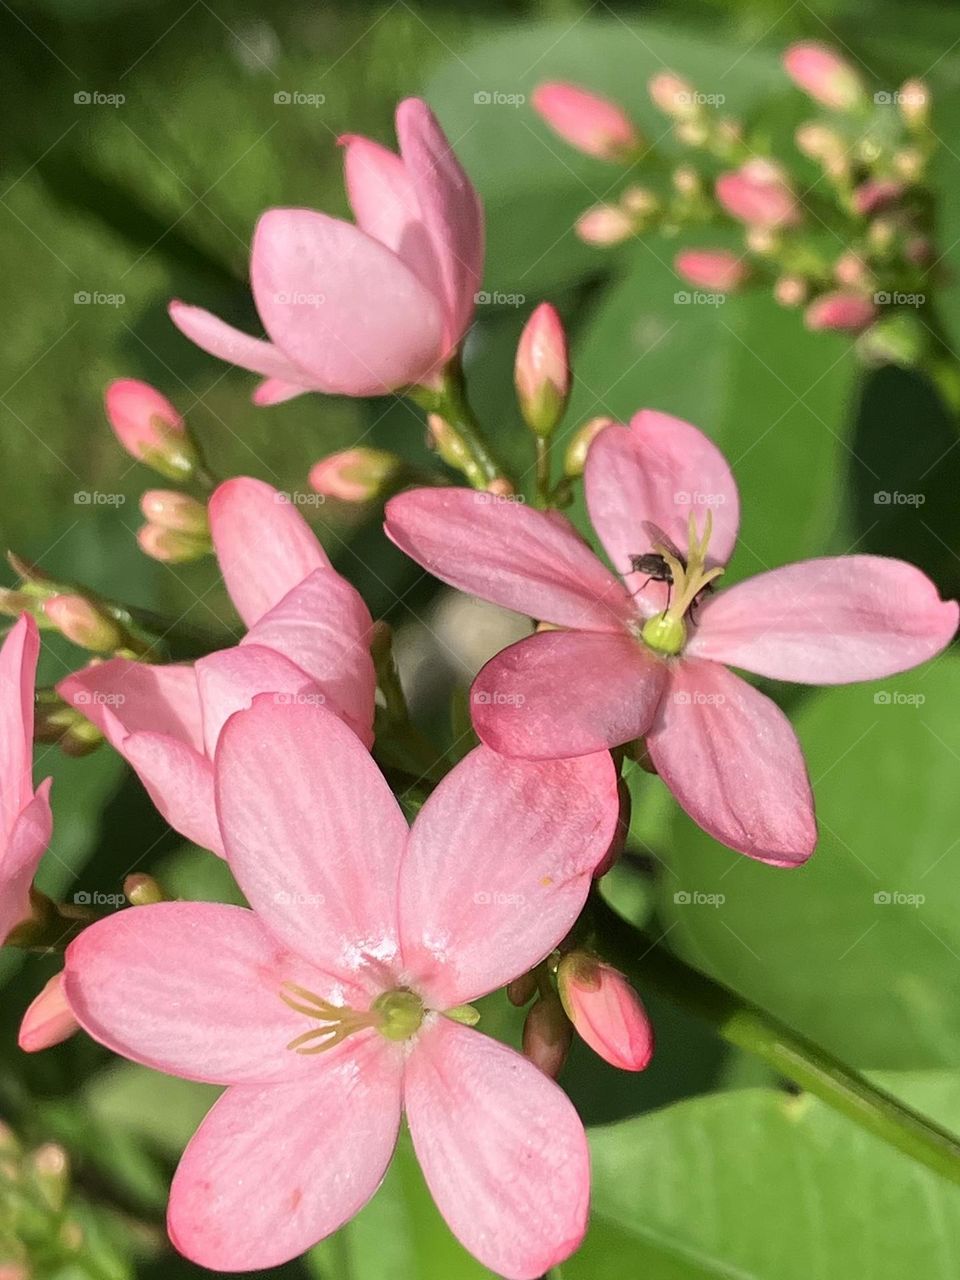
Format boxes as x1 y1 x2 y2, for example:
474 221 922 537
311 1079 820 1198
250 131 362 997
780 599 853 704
0 615 39 833
168 301 309 382
405 1019 589 1280
57 659 204 754
648 659 816 866
472 630 667 759
168 1038 402 1271
688 556 959 682
385 488 632 631
400 744 618 1006
122 732 222 856
208 477 330 629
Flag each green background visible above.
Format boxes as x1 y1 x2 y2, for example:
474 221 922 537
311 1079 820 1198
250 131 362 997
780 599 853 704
3 0 960 1275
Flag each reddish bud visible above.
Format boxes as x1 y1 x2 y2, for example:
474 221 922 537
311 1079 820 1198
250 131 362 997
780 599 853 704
783 42 865 111
716 161 801 229
804 290 877 333
139 490 209 536
515 303 570 436
43 595 122 653
852 179 905 217
558 952 654 1071
506 970 539 1007
309 447 403 502
674 250 749 291
532 81 640 162
104 379 199 481
18 973 78 1053
522 993 573 1079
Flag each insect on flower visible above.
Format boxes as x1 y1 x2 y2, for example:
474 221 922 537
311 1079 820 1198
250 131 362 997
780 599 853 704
629 519 717 621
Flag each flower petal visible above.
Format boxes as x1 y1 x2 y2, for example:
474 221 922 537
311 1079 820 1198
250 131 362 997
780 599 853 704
472 630 667 759
396 98 484 347
242 568 376 745
0 780 53 943
122 732 222 855
19 972 79 1053
168 1038 402 1271
688 556 959 682
585 412 740 614
0 615 38 835
215 698 408 984
405 1019 589 1280
63 901 342 1083
401 744 618 1006
252 376 310 406
385 488 632 631
251 208 445 395
168 300 309 382
648 659 816 866
208 477 330 628
57 659 203 753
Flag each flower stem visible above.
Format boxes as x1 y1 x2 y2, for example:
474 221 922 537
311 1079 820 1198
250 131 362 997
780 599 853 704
411 360 512 491
590 893 960 1186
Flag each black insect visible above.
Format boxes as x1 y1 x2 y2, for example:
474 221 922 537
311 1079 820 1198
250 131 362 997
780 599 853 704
628 521 713 620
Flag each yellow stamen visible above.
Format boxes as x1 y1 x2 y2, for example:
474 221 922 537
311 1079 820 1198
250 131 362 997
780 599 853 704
641 511 724 657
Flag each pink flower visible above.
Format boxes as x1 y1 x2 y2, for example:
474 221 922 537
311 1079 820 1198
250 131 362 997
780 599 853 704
169 99 483 402
385 411 958 865
0 616 53 944
557 953 653 1071
851 179 906 217
532 82 640 161
64 697 618 1276
58 478 375 857
805 290 877 333
19 972 78 1052
715 161 801 229
783 42 865 112
104 379 198 480
309 448 402 503
674 250 749 291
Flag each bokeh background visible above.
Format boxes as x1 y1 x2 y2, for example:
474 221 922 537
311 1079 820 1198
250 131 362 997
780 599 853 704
3 0 960 1275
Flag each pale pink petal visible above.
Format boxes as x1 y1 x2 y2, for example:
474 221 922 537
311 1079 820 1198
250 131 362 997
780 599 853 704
340 133 443 299
396 98 484 347
251 209 445 395
688 556 959 682
168 1037 402 1271
57 659 203 753
0 780 53 943
18 972 79 1053
585 412 740 615
168 301 309 382
215 698 408 983
471 630 667 759
63 901 343 1084
648 659 816 866
242 569 376 745
252 376 310 406
0 616 37 836
385 488 632 631
400 744 618 1006
122 732 222 856
208 477 330 628
405 1019 589 1280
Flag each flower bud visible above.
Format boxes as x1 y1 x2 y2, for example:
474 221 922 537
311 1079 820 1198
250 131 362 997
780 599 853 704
563 416 615 478
522 993 572 1079
531 82 640 162
899 78 929 129
795 121 846 165
124 872 167 905
309 447 404 503
506 970 538 1007
893 148 924 182
43 595 122 653
620 186 659 218
515 303 571 437
804 290 876 333
834 251 871 289
137 523 210 564
782 41 865 111
855 312 924 368
104 380 199 481
18 974 78 1054
648 72 698 121
716 161 801 229
672 165 702 198
674 250 749 291
139 490 209 536
29 1142 69 1213
558 952 654 1071
852 179 905 217
575 204 634 246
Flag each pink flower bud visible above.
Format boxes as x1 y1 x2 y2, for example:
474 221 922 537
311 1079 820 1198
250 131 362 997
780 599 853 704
783 42 865 111
124 872 166 905
558 953 653 1071
774 276 808 308
43 595 122 653
308 447 403 502
804 290 877 333
18 973 79 1053
522 993 573 1079
564 416 615 478
137 523 210 564
834 251 871 289
852 179 905 217
899 78 929 129
575 204 634 246
532 81 640 162
648 72 698 120
139 490 209 536
515 303 571 436
104 380 199 481
716 161 801 229
674 250 749 291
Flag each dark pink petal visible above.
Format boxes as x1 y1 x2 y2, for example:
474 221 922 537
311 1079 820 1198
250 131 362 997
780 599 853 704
385 488 632 631
689 556 959 682
208 477 330 628
252 376 310 406
168 1037 402 1271
57 659 204 752
405 1019 589 1280
648 659 816 866
168 301 309 382
251 208 446 394
63 901 341 1083
0 781 53 943
242 569 376 745
122 733 222 855
395 98 484 348
0 615 39 832
472 630 667 759
18 972 78 1053
215 699 408 984
400 744 618 1006
585 412 740 613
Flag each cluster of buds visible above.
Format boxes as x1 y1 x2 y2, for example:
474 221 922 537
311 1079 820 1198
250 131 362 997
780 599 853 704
533 44 939 369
